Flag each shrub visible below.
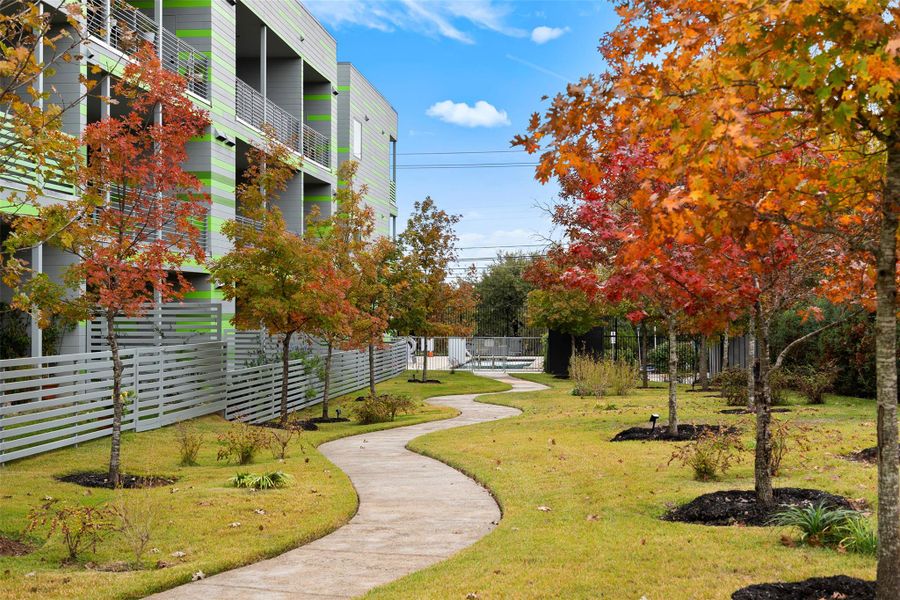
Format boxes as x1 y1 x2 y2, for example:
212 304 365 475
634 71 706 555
110 492 158 566
838 515 878 555
647 341 696 373
712 368 749 406
268 428 296 460
768 419 811 477
175 423 204 467
570 354 639 397
216 423 268 465
668 427 744 481
354 394 417 424
789 365 836 404
770 503 858 546
768 368 791 405
229 471 292 490
26 499 114 562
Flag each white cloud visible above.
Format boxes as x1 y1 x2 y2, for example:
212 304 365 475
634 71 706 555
530 25 569 44
304 0 525 44
426 100 511 128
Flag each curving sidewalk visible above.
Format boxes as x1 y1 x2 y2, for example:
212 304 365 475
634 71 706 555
148 373 546 600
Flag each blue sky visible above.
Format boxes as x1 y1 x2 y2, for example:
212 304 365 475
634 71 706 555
304 0 618 272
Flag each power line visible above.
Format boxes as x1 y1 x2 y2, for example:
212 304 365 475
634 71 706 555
397 149 527 156
456 244 548 250
396 163 538 169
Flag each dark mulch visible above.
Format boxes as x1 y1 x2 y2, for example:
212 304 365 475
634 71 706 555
719 408 791 415
0 535 33 557
407 378 442 384
731 575 875 600
307 416 350 424
663 488 853 527
256 419 318 431
611 423 736 442
57 472 177 490
846 444 900 464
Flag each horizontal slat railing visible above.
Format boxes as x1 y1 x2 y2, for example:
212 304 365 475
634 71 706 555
0 339 407 463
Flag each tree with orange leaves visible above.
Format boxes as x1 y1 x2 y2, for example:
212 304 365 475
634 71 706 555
516 2 900 593
11 46 209 486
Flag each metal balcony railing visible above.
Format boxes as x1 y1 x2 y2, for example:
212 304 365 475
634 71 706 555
96 188 210 253
234 213 263 232
389 180 396 205
85 0 210 99
235 77 331 169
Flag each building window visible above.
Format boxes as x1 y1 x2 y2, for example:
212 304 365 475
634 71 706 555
353 119 362 159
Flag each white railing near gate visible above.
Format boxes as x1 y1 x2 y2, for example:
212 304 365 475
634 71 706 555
0 340 407 464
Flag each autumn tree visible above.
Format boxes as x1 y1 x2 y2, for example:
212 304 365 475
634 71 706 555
475 252 534 336
393 197 476 382
11 47 209 486
210 141 351 425
517 3 900 593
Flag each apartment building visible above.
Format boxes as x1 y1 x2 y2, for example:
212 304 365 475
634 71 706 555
0 0 399 357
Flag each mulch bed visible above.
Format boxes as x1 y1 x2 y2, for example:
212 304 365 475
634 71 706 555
257 419 319 431
407 378 442 384
731 575 874 600
0 535 33 557
845 444 900 464
611 424 736 442
307 416 350 424
719 408 791 415
663 488 853 527
57 472 177 490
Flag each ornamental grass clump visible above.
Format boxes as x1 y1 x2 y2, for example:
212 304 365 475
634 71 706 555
771 502 860 547
570 354 639 397
229 471 292 490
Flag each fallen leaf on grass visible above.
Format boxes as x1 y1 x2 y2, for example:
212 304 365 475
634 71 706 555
586 514 599 521
537 506 552 512
192 571 205 581
229 522 241 528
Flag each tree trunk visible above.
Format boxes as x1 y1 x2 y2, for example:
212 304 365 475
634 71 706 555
421 337 429 382
667 317 678 436
699 335 709 391
640 324 649 388
747 313 756 410
722 328 730 369
321 342 333 419
368 341 377 398
876 138 900 600
753 306 774 507
279 332 292 425
106 312 123 488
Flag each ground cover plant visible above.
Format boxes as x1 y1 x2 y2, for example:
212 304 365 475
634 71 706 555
365 373 877 600
0 371 508 600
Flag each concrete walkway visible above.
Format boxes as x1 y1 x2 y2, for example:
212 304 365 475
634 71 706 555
149 373 546 600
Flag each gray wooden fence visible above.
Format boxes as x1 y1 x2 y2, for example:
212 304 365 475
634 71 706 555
0 340 407 463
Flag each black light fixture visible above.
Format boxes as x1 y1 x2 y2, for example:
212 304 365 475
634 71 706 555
649 413 660 432
335 408 342 419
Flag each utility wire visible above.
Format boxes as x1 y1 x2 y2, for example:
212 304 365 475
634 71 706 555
396 163 539 169
397 149 527 156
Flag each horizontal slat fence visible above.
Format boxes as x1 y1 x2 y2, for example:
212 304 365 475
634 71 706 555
226 342 407 424
0 340 407 463
89 303 222 350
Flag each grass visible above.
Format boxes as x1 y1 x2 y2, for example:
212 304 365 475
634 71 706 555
365 373 878 599
0 370 509 600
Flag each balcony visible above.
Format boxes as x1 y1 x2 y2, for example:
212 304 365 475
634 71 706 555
85 0 210 100
234 213 263 232
389 180 396 206
235 77 331 169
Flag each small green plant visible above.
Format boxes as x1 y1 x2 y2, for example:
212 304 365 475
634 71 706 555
788 365 836 404
216 423 268 465
712 368 748 406
838 515 878 555
175 423 204 466
229 471 292 490
668 427 743 481
768 368 791 405
770 502 859 546
354 394 417 424
26 499 114 563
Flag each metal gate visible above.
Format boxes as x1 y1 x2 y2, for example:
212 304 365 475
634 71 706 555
407 337 545 373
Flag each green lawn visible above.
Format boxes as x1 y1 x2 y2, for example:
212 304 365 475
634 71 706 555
0 370 509 600
366 373 879 600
